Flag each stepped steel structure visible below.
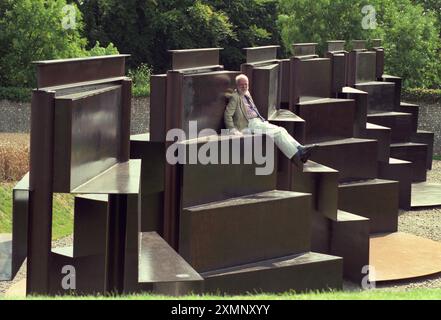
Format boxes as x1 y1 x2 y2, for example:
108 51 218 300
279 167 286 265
0 39 439 295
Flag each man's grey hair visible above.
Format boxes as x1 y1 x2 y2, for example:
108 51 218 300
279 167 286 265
235 74 249 84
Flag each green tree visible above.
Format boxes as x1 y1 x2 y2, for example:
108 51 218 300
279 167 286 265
0 0 118 87
79 0 235 73
369 0 441 88
209 0 280 70
277 0 441 88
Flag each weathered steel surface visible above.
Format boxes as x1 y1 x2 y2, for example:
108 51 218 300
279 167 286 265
181 71 238 135
310 138 378 182
327 40 345 52
139 232 203 283
370 232 441 282
53 86 122 192
180 190 311 272
330 210 370 283
296 98 355 144
341 86 368 136
28 90 56 294
169 48 222 70
411 182 441 207
11 173 30 280
411 130 434 170
390 142 428 182
71 161 141 195
360 123 391 162
352 40 366 50
338 179 399 233
356 52 377 83
179 135 277 208
34 55 129 88
250 63 280 119
203 252 342 294
367 112 413 143
355 81 396 113
292 43 318 57
378 158 412 210
244 45 279 64
290 58 332 104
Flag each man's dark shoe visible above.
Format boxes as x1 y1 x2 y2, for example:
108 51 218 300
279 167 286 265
291 152 303 168
299 144 318 163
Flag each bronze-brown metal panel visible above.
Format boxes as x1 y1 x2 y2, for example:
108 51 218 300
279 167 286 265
291 160 339 221
11 187 29 279
164 71 184 249
180 190 312 272
244 46 279 63
352 40 366 50
290 58 332 104
251 64 279 119
411 183 441 208
181 71 238 135
378 158 412 210
53 86 122 192
400 102 419 134
292 43 317 57
374 48 385 79
382 75 402 110
49 248 107 295
327 41 345 52
34 55 129 89
130 135 166 234
73 195 108 257
202 252 342 294
179 135 277 208
138 232 203 284
120 79 132 162
411 130 434 170
123 194 141 293
296 99 355 144
355 82 396 113
311 138 378 182
279 59 291 106
390 143 428 182
346 51 357 86
338 179 399 233
341 87 368 137
367 112 413 143
71 160 141 195
330 210 370 283
356 52 377 83
169 48 222 70
240 63 254 89
106 194 128 294
360 123 391 162
329 53 348 96
150 75 167 142
27 90 56 294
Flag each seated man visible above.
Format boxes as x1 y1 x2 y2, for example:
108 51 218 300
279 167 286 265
224 74 317 165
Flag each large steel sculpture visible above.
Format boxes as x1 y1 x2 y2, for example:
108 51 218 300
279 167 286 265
0 39 439 296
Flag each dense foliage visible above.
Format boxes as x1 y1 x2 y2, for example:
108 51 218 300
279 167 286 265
0 0 117 87
0 0 440 90
78 0 278 72
277 0 441 88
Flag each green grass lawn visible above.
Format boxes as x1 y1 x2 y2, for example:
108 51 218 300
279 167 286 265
434 155 441 161
0 181 74 240
3 288 441 300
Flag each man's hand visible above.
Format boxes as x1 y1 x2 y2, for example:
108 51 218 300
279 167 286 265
230 128 243 136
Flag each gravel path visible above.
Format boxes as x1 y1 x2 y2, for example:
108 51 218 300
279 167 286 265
2 162 441 297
